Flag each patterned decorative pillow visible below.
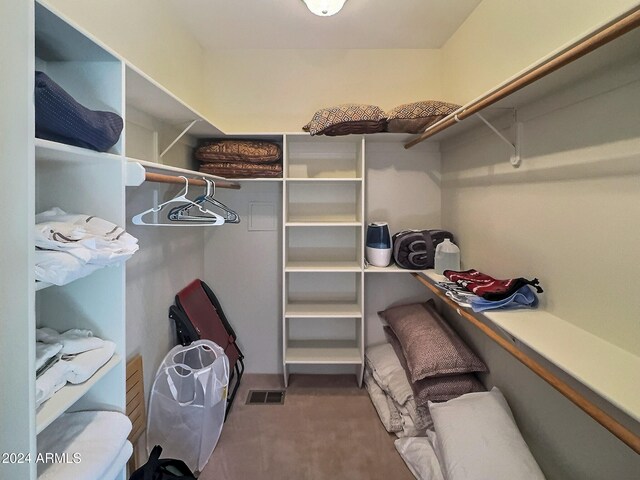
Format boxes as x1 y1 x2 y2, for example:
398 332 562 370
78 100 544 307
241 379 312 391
302 104 387 136
384 326 486 406
379 300 487 383
195 140 281 164
386 100 460 134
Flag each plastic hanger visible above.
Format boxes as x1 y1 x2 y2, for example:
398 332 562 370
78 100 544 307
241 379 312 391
168 179 240 224
132 176 225 226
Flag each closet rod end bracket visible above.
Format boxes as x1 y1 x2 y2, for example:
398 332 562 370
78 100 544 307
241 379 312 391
510 121 523 168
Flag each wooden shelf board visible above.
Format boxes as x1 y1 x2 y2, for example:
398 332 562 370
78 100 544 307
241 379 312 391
285 303 362 318
420 271 640 422
285 261 362 272
36 354 121 434
285 340 362 364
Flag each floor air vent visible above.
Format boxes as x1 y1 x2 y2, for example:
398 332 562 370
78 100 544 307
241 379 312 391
246 390 286 405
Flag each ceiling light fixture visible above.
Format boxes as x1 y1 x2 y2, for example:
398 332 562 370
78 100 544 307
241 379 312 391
302 0 347 17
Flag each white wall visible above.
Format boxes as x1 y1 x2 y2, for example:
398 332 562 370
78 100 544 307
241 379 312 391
43 0 206 111
440 304 640 480
365 140 442 346
440 58 640 355
204 49 443 133
125 183 206 396
437 37 640 480
441 0 640 104
203 182 283 373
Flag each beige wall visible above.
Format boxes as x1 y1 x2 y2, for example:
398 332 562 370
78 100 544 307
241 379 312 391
203 49 443 133
44 0 206 111
441 0 640 104
440 58 640 355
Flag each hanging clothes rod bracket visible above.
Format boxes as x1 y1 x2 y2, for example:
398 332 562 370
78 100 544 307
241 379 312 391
159 119 200 160
475 111 523 168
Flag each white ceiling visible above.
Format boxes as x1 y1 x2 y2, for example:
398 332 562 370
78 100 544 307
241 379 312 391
164 0 482 50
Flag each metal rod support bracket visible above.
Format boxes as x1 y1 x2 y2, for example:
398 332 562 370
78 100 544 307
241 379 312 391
159 119 200 160
475 112 523 168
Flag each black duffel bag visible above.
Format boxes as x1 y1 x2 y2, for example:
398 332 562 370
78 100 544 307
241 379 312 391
35 71 123 152
392 229 454 270
129 445 196 480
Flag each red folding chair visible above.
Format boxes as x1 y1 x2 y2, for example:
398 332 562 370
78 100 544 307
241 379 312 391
173 279 245 416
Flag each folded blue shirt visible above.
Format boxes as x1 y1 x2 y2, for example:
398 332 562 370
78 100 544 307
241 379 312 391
471 285 539 312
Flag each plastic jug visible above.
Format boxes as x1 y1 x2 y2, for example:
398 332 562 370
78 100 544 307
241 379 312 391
434 238 460 274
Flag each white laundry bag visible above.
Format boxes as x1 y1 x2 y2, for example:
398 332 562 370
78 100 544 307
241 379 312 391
147 339 229 473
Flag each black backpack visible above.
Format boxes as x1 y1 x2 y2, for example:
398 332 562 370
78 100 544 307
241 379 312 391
392 229 454 269
129 445 196 480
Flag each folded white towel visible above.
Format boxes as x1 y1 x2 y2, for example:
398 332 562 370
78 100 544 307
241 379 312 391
37 327 104 355
35 207 138 266
37 411 132 480
36 342 62 371
98 440 133 480
35 361 71 408
64 341 116 384
35 249 103 286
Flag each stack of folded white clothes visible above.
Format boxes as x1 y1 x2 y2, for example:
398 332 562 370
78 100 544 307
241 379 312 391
35 207 139 286
36 327 116 407
37 411 132 480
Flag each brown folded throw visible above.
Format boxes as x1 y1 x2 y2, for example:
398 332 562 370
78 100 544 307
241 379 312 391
195 140 282 164
200 162 283 178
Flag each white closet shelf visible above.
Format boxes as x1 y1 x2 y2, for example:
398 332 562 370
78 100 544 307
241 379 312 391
420 271 640 422
36 354 121 434
35 138 124 164
286 218 361 227
365 264 432 273
286 178 362 182
285 261 362 273
126 65 223 138
35 280 54 291
285 303 362 318
234 178 283 182
284 340 362 364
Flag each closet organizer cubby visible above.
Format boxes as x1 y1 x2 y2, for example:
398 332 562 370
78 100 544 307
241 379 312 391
282 135 365 386
33 3 128 480
9 2 241 479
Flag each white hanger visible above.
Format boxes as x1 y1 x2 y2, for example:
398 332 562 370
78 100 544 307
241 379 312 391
131 176 225 226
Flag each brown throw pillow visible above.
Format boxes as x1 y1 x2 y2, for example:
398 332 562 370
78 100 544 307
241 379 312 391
195 140 281 164
386 100 460 134
379 300 487 383
302 104 387 136
384 326 485 406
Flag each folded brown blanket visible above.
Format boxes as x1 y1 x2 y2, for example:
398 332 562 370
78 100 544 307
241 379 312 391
195 140 281 164
200 162 283 178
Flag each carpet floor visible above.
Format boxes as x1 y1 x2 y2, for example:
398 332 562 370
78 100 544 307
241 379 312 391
199 374 413 480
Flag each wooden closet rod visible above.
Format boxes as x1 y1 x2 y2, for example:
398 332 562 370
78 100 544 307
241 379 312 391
144 172 241 190
411 272 640 455
405 7 640 149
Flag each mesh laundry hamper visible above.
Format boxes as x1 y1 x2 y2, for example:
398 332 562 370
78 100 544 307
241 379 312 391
147 340 229 473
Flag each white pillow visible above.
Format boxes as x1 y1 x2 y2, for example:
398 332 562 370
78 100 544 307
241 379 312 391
429 387 546 480
365 343 413 406
394 437 445 480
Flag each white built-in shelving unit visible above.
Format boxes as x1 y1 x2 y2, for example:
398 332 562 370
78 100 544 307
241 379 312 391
282 134 366 386
1 1 244 478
